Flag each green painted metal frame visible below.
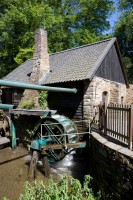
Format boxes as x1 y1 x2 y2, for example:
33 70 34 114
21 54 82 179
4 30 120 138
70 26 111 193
0 104 14 110
0 80 77 93
0 79 78 148
10 114 17 148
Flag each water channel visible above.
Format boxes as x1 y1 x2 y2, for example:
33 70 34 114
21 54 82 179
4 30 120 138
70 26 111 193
0 146 89 200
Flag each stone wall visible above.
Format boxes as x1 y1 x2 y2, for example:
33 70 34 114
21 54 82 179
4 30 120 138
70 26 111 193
83 76 127 121
126 84 133 104
89 132 133 200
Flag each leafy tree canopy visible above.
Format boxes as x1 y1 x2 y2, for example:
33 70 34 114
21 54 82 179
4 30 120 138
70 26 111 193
115 0 133 80
0 0 114 78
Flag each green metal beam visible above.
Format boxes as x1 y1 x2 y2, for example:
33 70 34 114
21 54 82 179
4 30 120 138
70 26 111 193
0 80 77 93
0 104 14 110
10 114 17 148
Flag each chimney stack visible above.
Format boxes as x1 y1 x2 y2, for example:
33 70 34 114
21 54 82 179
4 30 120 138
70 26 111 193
30 28 50 84
18 28 50 109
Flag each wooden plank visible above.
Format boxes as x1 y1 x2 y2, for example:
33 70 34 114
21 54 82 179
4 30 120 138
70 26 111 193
121 104 124 142
106 104 132 148
95 45 126 84
41 142 87 152
9 109 57 116
106 129 128 140
107 107 130 111
0 137 10 145
119 104 122 141
129 107 133 149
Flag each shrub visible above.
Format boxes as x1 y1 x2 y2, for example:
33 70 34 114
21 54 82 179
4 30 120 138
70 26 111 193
39 91 48 110
21 99 35 109
19 175 101 200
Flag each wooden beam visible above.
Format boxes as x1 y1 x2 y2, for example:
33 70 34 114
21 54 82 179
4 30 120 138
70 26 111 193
41 142 87 153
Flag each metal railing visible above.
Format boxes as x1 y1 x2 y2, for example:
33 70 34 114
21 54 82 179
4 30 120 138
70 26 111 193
40 119 91 147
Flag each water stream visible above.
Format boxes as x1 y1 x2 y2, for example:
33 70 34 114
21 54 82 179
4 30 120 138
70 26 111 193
0 146 89 200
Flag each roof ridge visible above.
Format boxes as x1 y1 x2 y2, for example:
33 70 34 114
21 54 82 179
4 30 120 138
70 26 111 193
50 37 116 56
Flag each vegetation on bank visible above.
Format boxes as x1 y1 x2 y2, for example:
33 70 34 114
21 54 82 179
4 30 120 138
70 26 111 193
2 175 101 200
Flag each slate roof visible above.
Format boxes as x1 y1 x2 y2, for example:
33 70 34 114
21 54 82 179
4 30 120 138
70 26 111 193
3 59 34 84
3 37 121 84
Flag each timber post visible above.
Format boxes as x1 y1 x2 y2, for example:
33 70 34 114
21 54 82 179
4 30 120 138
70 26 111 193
99 103 103 131
103 102 107 135
129 106 133 150
42 150 50 178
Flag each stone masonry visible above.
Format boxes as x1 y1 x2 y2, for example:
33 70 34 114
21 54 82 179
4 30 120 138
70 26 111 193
126 84 133 104
30 28 50 84
83 76 127 121
90 132 133 200
18 29 50 109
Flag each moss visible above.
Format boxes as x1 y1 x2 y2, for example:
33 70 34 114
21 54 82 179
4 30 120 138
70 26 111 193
21 99 35 109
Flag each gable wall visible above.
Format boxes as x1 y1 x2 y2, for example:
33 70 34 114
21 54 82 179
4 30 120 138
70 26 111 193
83 77 127 123
96 44 126 84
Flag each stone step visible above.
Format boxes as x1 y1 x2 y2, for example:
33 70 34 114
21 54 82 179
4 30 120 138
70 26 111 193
0 137 10 145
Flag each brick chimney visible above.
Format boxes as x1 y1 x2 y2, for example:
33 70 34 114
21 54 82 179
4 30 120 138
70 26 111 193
30 28 50 84
18 28 49 109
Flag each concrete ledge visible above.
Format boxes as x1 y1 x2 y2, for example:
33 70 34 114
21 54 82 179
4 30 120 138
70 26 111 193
91 132 133 159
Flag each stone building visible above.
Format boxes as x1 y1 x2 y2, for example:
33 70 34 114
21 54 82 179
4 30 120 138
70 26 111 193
2 29 128 121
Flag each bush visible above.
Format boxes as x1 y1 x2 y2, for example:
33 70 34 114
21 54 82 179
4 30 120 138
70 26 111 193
20 175 101 200
39 91 48 110
21 99 35 109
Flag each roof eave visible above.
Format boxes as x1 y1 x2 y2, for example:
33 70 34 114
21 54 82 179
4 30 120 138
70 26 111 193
114 40 129 88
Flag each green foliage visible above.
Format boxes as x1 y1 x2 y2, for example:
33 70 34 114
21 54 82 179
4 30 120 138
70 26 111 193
14 47 34 65
0 0 55 77
0 0 115 78
21 99 35 109
19 175 101 200
114 0 133 80
39 91 48 110
118 0 133 11
1 197 8 200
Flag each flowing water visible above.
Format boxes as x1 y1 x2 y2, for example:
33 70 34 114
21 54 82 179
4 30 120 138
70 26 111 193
0 146 89 200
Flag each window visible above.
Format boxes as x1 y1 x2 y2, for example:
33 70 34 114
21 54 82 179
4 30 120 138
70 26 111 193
102 91 108 105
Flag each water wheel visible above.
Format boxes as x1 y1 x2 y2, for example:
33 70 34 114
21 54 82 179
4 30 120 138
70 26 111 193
29 114 78 178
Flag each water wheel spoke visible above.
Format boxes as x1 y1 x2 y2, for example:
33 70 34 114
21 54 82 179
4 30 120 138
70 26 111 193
48 149 60 161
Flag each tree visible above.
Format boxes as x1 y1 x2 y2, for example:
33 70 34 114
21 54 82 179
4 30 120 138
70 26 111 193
0 0 114 78
46 0 114 48
0 0 55 77
114 0 133 80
